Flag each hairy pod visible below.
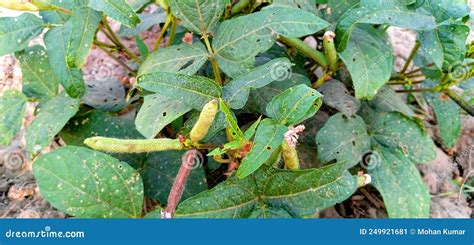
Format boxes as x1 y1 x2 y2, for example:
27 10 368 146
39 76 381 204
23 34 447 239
0 0 52 11
323 31 339 72
84 137 184 153
190 99 219 143
281 140 300 170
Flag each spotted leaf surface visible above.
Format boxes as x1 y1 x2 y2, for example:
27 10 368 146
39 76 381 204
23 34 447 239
66 6 102 68
213 6 329 77
370 148 430 218
169 0 226 34
316 113 371 169
236 119 287 178
266 84 322 126
367 112 436 163
17 45 60 100
138 72 222 110
135 94 192 139
0 90 28 146
33 146 144 218
0 13 44 56
89 0 141 28
223 58 292 109
25 93 80 155
176 163 356 218
138 43 208 76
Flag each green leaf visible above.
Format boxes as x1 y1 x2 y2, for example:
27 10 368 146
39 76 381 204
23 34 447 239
323 0 359 24
424 92 461 148
367 112 436 163
262 163 357 217
335 3 436 51
266 84 322 125
40 0 73 24
316 113 371 168
244 117 262 140
318 80 360 117
25 93 80 155
66 6 102 68
89 0 141 27
213 6 329 77
246 73 311 115
0 13 44 56
223 58 292 109
0 91 27 146
60 110 143 146
369 148 430 218
138 43 208 76
119 11 166 37
169 0 226 34
219 99 244 140
237 119 287 178
82 78 127 112
270 0 318 14
415 0 470 23
175 174 258 218
59 109 146 168
176 163 357 218
17 45 60 100
44 23 86 98
417 20 470 70
140 151 208 204
135 94 192 139
339 26 393 99
33 146 144 218
366 86 415 117
138 72 222 110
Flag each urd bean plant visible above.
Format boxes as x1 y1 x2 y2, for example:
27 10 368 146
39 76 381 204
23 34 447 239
0 0 473 218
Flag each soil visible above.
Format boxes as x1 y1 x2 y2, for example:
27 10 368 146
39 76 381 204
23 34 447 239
0 3 473 219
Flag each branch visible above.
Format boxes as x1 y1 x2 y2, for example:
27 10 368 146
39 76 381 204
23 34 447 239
445 89 474 116
278 35 329 69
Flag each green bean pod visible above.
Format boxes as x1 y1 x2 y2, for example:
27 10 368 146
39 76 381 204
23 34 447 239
84 137 184 153
190 99 219 142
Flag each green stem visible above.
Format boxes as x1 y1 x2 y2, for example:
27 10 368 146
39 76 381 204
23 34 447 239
278 35 329 69
323 31 339 72
95 44 137 76
445 89 474 116
166 16 177 47
153 11 172 50
231 0 251 15
203 34 223 86
51 5 72 15
395 88 436 93
400 41 420 74
101 20 143 64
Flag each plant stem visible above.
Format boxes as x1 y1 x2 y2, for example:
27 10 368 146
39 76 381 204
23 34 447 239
51 5 72 15
323 31 339 72
203 34 223 86
95 44 137 76
395 88 436 93
101 19 143 64
388 80 423 85
445 89 474 116
278 35 329 69
400 41 420 74
164 150 198 217
153 11 173 50
166 16 177 47
231 0 251 15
